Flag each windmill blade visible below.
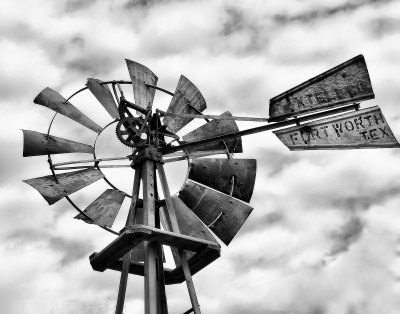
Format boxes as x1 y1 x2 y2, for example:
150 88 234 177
188 158 256 202
86 78 120 119
269 55 375 121
182 111 243 154
163 75 207 133
34 87 102 133
160 196 218 261
163 196 217 243
178 180 253 245
125 59 158 110
75 189 126 228
23 168 104 205
22 130 93 157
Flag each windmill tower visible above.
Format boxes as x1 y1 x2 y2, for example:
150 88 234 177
23 55 399 313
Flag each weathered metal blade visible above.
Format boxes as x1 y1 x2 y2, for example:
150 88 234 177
34 87 102 133
22 130 93 157
168 196 217 243
274 106 400 150
269 55 375 121
188 158 256 202
178 180 253 245
86 78 120 119
23 168 104 205
163 75 207 133
182 111 242 153
160 196 218 261
74 189 125 228
125 59 158 110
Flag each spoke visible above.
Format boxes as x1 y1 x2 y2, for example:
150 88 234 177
52 156 130 167
163 150 226 163
159 110 269 122
54 165 131 170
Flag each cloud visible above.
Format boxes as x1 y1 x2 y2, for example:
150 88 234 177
327 216 365 257
273 0 394 25
6 227 93 266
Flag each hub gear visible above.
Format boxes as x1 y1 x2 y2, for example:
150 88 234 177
116 117 147 147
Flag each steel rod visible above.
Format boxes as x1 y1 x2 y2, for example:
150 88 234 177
157 163 201 314
159 110 269 122
53 156 130 167
163 150 225 158
115 168 142 314
161 104 359 154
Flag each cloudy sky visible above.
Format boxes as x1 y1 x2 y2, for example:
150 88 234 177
2 0 400 313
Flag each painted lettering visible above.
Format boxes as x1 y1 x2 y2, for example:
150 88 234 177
358 81 373 93
346 84 359 97
344 121 354 131
332 123 343 137
304 94 317 107
360 131 369 141
315 91 328 104
290 97 306 109
290 133 298 145
354 117 365 129
363 115 373 127
379 126 389 138
334 87 347 99
374 113 385 125
369 129 379 140
319 126 329 137
300 131 309 144
311 128 321 140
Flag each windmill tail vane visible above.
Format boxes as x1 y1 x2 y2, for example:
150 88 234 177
22 54 399 313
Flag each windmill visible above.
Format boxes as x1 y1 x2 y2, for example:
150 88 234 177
22 55 399 314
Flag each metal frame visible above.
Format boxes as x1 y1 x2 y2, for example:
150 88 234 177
44 81 177 236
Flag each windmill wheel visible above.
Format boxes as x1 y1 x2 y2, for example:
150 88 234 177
22 59 257 259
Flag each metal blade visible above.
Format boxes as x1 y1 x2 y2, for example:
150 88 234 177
182 111 242 153
163 75 207 133
22 130 93 157
167 196 217 243
23 168 104 205
188 158 256 202
178 180 253 245
160 196 218 261
125 59 158 110
269 55 375 121
86 78 120 119
34 87 102 133
75 189 125 228
274 106 400 150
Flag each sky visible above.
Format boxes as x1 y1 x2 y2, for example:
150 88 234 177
1 0 400 313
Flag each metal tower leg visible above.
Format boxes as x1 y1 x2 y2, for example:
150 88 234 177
157 163 201 314
115 168 142 314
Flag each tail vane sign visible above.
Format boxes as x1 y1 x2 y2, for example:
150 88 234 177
269 55 374 121
274 106 400 150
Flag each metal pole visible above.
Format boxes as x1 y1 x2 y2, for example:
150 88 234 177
115 168 142 314
143 159 159 314
157 163 201 314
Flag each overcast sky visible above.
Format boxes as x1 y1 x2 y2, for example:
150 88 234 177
1 0 400 313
